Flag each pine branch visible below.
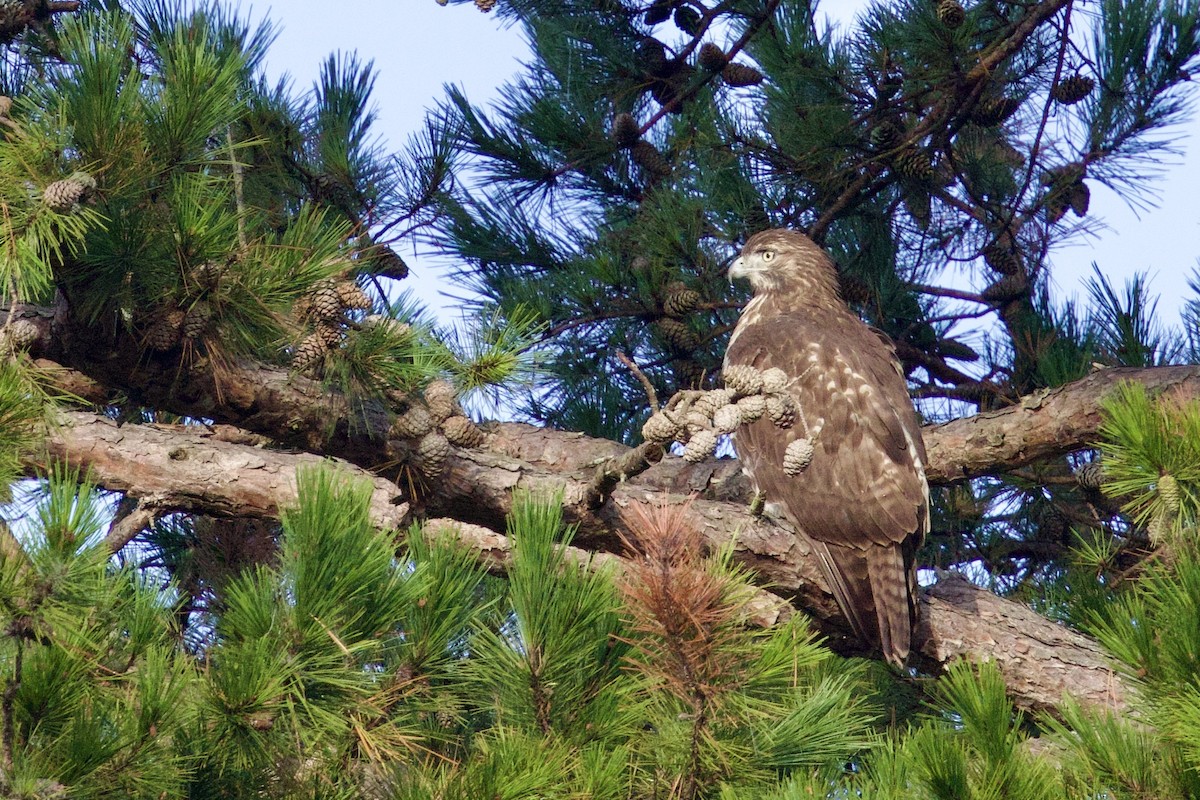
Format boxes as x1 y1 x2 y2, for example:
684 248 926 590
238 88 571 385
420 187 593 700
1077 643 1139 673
31 399 1149 715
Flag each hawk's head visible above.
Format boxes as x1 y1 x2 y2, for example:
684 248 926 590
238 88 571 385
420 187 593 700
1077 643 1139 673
728 229 841 304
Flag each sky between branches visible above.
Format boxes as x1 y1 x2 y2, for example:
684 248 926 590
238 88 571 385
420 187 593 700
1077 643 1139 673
261 0 1200 329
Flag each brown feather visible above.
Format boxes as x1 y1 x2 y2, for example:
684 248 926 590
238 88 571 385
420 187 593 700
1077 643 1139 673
725 230 928 666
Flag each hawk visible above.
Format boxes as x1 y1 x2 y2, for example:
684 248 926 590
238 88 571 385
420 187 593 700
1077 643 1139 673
724 229 929 666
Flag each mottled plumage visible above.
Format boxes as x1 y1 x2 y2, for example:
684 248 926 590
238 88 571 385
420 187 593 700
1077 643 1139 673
725 229 929 666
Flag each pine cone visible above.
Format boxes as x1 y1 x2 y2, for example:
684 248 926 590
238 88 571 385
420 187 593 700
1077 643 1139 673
735 394 766 423
144 308 186 352
364 314 412 340
416 431 451 476
291 331 328 372
723 364 763 397
969 96 1021 126
0 95 11 118
190 261 223 290
869 118 905 152
474 0 497 11
682 429 718 462
692 388 734 418
761 367 789 394
673 5 701 35
305 279 343 321
663 281 701 317
1158 473 1181 514
1051 74 1094 105
783 438 816 475
643 411 682 444
1045 193 1069 224
643 0 672 25
391 405 435 440
631 140 670 177
1074 460 1106 490
983 240 1022 275
314 322 342 348
656 317 700 351
423 379 458 423
721 63 765 88
372 245 409 280
892 148 934 182
42 178 88 212
697 43 728 72
612 112 641 148
635 37 670 78
981 274 1029 303
336 281 372 311
765 394 797 428
1067 181 1090 217
936 0 965 28
182 301 212 340
1 317 40 350
684 411 711 433
442 415 486 448
712 403 743 434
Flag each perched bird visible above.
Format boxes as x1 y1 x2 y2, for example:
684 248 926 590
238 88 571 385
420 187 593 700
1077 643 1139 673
725 229 929 666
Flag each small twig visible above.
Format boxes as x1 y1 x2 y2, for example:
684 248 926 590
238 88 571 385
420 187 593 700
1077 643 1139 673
104 497 163 554
617 350 659 412
584 442 666 511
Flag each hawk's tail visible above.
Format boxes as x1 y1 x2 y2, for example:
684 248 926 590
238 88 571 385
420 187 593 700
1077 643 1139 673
812 540 918 668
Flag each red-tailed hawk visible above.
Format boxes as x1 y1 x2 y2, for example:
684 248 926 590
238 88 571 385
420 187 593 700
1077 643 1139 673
724 229 929 666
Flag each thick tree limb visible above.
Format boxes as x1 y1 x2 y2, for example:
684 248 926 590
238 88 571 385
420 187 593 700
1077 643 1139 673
32 409 1128 716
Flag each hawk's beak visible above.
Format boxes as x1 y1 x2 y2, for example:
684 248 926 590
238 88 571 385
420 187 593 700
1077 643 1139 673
728 256 747 284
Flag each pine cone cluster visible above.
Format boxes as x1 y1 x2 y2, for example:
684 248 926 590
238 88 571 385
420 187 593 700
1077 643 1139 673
1041 163 1089 223
389 380 489 478
1051 74 1095 105
639 364 808 463
475 0 497 11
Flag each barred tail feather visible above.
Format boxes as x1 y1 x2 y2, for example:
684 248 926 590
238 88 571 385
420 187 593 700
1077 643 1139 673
811 539 916 667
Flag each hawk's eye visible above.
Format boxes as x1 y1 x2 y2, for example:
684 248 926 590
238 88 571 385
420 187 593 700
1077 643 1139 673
761 250 775 262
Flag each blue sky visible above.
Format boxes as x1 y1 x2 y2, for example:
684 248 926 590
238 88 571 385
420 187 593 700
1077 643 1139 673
260 0 1200 331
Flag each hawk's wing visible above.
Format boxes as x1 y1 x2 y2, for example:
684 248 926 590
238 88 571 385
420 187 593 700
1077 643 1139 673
725 310 929 663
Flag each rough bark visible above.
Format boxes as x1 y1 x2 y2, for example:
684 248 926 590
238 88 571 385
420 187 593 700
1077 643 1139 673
32 407 1129 716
